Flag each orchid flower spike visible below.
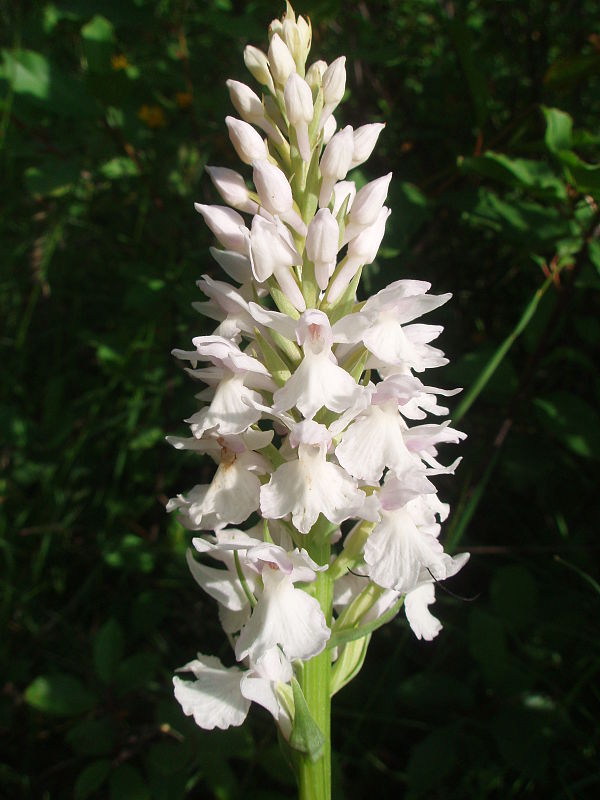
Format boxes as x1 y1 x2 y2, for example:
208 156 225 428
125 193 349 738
169 4 468 794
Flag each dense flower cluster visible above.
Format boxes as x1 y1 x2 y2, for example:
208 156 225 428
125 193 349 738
169 4 468 740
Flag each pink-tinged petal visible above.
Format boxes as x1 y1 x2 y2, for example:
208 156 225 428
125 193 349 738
173 654 249 730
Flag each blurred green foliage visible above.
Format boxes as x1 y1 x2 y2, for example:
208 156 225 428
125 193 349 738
1 0 599 798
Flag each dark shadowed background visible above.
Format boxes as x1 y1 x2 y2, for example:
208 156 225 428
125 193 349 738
1 1 599 797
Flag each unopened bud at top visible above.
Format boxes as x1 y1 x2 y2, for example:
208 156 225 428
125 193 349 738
306 60 327 90
268 33 297 86
282 14 312 71
244 45 275 95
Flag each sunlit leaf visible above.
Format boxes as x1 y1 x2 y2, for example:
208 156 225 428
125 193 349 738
25 674 96 716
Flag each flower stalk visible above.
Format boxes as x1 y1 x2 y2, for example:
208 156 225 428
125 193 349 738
167 5 469 798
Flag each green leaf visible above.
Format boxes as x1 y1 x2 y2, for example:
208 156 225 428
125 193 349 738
544 52 600 88
407 725 460 793
99 157 140 179
25 674 96 716
459 152 567 199
130 591 166 635
24 161 81 197
541 106 573 153
288 678 325 762
93 619 124 684
74 760 111 800
0 48 95 116
109 764 150 800
66 718 115 756
558 150 600 194
115 652 159 693
533 391 600 460
145 741 189 776
81 16 115 74
462 187 573 241
103 534 155 572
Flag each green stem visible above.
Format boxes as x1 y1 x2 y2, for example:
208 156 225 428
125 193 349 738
297 528 332 800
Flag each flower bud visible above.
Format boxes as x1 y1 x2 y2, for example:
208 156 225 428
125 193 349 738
268 33 296 86
243 45 275 94
252 159 307 236
226 116 268 165
253 159 293 215
322 56 346 106
226 80 264 124
306 208 339 290
205 166 258 214
343 172 392 243
282 14 312 70
319 125 354 208
250 215 300 282
227 79 283 144
209 246 253 285
332 181 355 216
249 216 305 311
322 115 337 144
194 204 249 254
351 122 386 168
347 206 390 264
327 207 391 302
320 56 346 130
284 73 313 161
306 60 327 90
269 18 284 38
284 73 313 125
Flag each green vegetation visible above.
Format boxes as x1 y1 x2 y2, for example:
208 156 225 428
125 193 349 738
1 1 599 797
